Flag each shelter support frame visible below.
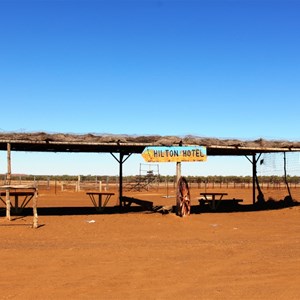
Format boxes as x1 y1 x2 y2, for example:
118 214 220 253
246 151 294 205
110 151 132 207
245 153 260 205
6 143 11 218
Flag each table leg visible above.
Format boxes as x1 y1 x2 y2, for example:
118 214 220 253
103 195 112 208
88 194 96 210
98 194 102 210
32 190 38 228
6 189 11 221
15 195 19 214
212 195 216 210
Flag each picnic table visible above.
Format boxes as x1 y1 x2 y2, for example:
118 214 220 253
199 192 228 210
86 192 115 212
0 185 38 228
199 192 243 210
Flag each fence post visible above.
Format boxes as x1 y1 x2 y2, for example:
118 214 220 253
106 176 109 191
77 175 81 192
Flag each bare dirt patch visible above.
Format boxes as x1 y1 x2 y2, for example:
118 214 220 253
1 186 300 299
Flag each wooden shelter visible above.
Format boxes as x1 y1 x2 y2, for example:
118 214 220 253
1 132 300 209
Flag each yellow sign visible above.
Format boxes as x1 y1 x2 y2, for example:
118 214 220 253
142 146 207 163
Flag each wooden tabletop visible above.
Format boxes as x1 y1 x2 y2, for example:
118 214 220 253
200 192 228 196
0 191 35 196
0 185 37 190
86 192 115 195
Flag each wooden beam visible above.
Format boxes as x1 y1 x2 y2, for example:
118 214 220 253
6 143 11 220
252 154 256 205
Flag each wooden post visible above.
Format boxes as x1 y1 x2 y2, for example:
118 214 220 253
252 154 256 205
6 142 11 184
32 188 38 228
283 152 292 200
110 152 131 207
106 176 109 191
6 143 11 220
77 175 80 192
119 153 123 206
176 162 181 185
166 176 169 198
5 188 11 221
176 163 181 216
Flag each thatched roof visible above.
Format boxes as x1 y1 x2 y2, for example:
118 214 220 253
0 132 300 156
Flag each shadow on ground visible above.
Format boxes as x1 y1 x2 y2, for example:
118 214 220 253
190 198 300 214
0 205 152 217
1 197 299 217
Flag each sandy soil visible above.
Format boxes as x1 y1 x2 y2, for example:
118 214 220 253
0 185 300 300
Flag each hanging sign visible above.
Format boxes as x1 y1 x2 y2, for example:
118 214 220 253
142 146 207 163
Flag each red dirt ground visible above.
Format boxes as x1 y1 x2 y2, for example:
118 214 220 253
1 186 300 299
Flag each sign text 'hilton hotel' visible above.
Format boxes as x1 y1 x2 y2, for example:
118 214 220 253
142 146 207 163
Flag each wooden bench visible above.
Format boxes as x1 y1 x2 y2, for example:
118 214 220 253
120 196 153 210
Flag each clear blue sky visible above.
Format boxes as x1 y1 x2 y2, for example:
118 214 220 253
0 0 300 177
